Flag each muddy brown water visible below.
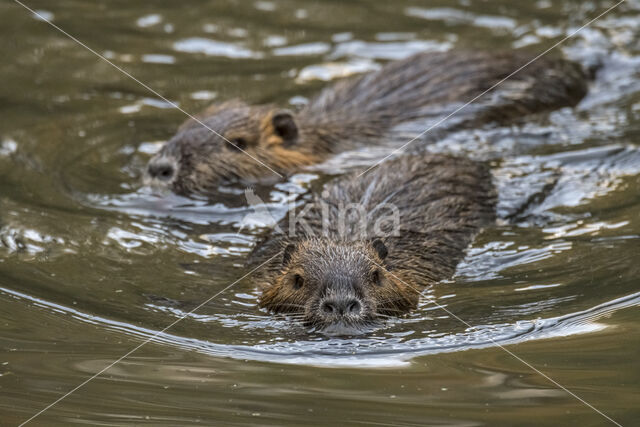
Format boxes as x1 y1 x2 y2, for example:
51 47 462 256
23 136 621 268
1 0 639 425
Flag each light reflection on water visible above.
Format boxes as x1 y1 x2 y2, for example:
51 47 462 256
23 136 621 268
1 0 640 423
2 285 637 368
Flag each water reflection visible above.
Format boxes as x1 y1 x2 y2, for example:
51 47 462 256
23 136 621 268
173 38 259 59
2 285 636 368
1 1 640 423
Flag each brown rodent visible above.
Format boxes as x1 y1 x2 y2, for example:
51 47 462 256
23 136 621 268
144 50 587 195
247 153 496 335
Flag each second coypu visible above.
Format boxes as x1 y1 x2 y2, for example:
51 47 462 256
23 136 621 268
247 153 496 335
145 50 588 195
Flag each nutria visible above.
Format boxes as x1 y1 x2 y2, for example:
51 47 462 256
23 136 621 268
145 50 587 195
247 153 496 335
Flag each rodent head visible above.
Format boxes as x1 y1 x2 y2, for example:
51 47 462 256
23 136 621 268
259 239 420 335
143 100 312 195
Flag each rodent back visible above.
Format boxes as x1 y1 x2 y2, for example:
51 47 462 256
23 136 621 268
302 51 588 131
248 153 497 284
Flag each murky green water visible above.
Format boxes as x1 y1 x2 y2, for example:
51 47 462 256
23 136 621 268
1 0 639 425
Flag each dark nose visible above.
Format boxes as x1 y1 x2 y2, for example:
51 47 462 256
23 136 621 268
321 298 362 316
147 161 174 181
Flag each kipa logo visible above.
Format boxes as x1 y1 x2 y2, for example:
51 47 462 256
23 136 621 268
236 188 283 234
238 187 401 240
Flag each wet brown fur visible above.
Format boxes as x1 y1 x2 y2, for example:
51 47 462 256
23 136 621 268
146 51 587 195
248 153 496 329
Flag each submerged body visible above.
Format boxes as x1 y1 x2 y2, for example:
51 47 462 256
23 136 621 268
145 50 588 195
248 153 496 334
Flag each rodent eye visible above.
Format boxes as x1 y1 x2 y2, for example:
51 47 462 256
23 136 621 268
228 137 247 152
292 274 304 290
372 270 383 286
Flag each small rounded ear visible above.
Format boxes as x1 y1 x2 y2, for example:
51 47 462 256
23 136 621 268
371 239 388 261
271 110 298 147
282 243 296 266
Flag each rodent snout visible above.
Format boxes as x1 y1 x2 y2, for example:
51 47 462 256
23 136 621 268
147 160 175 182
320 297 362 317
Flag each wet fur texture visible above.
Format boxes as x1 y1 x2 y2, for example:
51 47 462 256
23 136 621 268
146 51 587 195
248 153 496 330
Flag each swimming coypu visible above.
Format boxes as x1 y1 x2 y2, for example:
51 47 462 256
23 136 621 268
247 153 496 335
145 50 588 195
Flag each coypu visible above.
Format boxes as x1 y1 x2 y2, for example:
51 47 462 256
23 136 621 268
145 50 588 195
247 153 496 335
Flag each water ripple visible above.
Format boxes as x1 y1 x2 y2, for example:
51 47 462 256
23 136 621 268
2 286 637 368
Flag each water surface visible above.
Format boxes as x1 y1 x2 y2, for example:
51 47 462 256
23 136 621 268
1 0 639 425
